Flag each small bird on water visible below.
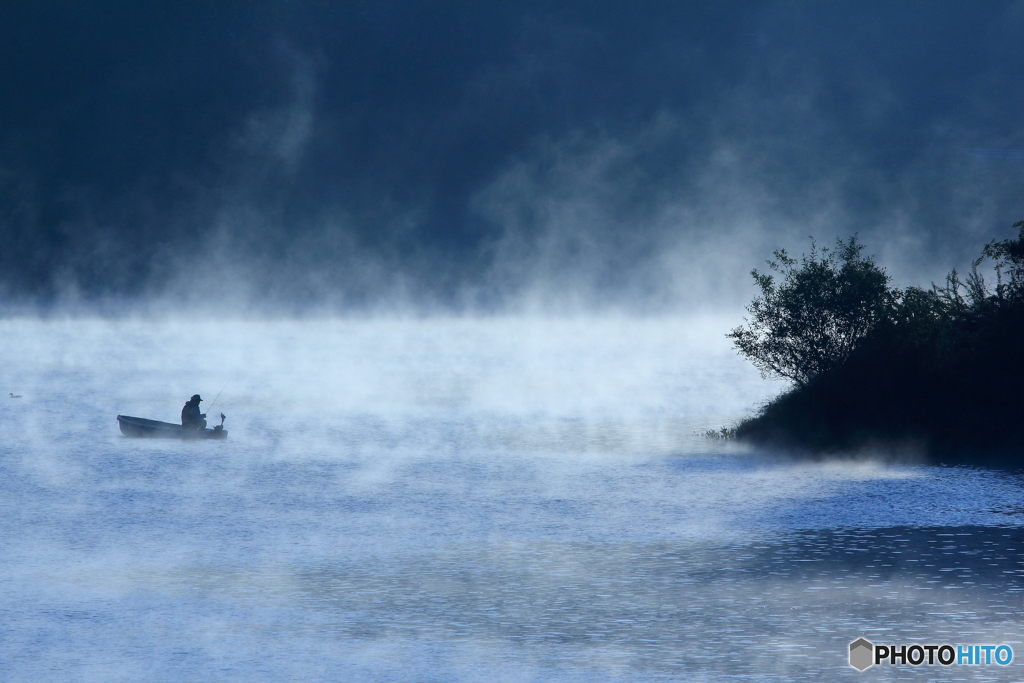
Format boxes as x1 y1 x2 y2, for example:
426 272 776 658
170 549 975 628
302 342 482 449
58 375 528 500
9 393 22 398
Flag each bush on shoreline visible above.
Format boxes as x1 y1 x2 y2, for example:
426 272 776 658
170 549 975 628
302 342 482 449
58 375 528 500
727 236 897 387
731 222 1024 462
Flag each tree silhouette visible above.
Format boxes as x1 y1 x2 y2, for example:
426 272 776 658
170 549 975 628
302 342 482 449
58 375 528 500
728 236 895 386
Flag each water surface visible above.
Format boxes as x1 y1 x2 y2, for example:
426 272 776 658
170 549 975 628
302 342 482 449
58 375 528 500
2 317 1022 681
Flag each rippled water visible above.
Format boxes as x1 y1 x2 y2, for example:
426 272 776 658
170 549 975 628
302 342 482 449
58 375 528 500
2 317 1023 681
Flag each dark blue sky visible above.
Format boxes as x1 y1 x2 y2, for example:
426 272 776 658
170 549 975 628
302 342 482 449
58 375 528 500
3 1 1024 311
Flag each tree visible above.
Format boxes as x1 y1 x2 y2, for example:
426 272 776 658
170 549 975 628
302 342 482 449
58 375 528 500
982 219 1024 302
728 236 896 386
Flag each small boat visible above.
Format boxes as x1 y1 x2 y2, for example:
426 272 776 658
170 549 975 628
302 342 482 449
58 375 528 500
117 414 228 440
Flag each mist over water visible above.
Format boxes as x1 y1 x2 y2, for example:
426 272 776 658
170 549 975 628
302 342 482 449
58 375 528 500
5 2 1024 680
3 316 1024 681
6 2 1024 311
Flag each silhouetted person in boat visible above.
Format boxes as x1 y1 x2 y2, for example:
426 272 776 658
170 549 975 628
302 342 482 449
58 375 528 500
181 394 207 429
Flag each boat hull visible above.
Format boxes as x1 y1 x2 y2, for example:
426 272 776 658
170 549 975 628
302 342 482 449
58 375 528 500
117 415 228 440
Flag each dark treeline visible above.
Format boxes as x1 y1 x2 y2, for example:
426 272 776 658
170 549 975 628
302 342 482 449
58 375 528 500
730 222 1024 462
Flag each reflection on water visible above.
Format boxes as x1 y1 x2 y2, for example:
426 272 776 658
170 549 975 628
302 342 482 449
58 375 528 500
1 319 1023 681
294 527 1024 680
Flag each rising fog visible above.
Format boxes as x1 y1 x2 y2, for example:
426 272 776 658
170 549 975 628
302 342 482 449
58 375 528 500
7 10 1024 679
3 1 1024 315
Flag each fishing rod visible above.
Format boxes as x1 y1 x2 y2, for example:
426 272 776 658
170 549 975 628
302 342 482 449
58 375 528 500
205 381 229 415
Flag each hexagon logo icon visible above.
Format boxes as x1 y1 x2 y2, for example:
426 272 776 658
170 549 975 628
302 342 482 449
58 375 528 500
849 638 874 671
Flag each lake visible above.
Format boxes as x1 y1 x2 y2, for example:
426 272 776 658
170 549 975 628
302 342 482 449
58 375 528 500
2 316 1022 681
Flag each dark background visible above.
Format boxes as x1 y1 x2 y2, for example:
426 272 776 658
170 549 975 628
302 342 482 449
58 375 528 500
3 1 1024 312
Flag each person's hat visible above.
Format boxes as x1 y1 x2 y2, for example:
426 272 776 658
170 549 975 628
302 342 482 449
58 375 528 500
192 394 202 402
